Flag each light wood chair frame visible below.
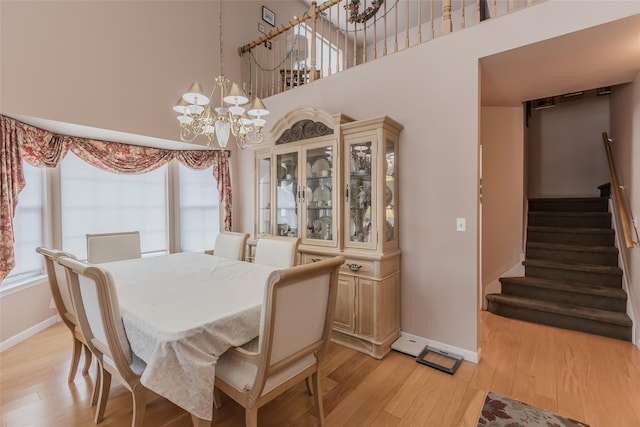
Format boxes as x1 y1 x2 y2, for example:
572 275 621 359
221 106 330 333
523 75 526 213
36 247 96 399
213 256 344 427
59 256 148 427
253 235 301 268
212 231 250 260
86 231 141 264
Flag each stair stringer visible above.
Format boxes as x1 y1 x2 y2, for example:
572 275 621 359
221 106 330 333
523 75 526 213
609 198 638 347
482 256 524 311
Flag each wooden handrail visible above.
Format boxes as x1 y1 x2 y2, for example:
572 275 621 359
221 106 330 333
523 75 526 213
602 132 636 249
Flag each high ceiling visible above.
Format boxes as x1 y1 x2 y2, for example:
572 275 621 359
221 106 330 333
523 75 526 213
480 14 640 106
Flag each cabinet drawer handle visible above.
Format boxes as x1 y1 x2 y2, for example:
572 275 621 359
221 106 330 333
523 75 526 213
311 258 322 263
346 263 362 272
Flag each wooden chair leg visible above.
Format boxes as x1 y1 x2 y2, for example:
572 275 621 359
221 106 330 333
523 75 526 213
311 372 325 427
131 388 146 427
90 367 101 407
82 344 92 375
68 337 82 382
305 377 313 395
191 414 213 427
95 367 111 424
245 407 259 427
213 387 222 410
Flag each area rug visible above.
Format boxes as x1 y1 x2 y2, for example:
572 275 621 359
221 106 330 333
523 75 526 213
476 391 590 427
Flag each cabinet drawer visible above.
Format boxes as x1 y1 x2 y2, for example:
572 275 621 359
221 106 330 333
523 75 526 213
341 258 374 275
301 253 334 264
301 253 374 276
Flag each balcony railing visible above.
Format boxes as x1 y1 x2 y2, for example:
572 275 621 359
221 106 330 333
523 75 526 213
238 0 544 99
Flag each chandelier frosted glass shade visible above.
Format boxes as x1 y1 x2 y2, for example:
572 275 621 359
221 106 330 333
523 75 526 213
175 76 269 150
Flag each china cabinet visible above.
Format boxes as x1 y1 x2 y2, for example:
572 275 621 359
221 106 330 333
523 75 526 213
253 107 402 358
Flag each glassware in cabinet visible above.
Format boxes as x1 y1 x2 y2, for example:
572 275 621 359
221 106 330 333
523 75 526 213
304 144 335 243
345 138 376 249
275 151 299 237
384 138 396 243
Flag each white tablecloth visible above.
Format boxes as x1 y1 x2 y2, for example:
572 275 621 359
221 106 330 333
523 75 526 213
98 252 277 420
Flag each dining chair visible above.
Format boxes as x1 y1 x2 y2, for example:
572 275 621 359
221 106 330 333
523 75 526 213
253 236 301 268
86 231 141 264
35 247 96 390
213 256 345 427
211 231 250 260
58 256 148 427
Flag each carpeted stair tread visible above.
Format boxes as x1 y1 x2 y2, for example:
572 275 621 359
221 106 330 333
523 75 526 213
526 241 618 254
528 211 611 228
528 226 614 236
528 197 609 212
500 276 627 300
500 275 627 312
529 211 610 218
486 294 632 327
526 241 619 266
523 258 622 276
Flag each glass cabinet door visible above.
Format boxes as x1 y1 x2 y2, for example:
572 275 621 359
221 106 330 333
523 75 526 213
275 151 299 237
384 139 396 243
345 137 376 248
303 142 336 245
256 154 272 236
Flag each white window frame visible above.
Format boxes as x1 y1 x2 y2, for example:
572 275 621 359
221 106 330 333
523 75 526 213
2 158 222 290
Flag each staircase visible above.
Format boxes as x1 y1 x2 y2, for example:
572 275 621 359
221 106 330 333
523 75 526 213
487 196 632 341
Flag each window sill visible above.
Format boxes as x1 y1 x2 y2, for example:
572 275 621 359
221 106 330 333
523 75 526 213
0 275 48 298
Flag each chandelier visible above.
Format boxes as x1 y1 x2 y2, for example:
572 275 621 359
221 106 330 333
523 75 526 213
173 2 269 150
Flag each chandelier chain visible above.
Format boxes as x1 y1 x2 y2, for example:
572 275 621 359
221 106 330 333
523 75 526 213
219 1 224 76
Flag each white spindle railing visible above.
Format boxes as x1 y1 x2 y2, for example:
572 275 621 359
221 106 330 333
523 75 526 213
238 0 545 99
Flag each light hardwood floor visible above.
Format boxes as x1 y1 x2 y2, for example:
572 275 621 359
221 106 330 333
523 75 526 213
1 311 639 426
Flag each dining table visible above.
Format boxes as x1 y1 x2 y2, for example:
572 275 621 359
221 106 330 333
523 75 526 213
96 251 278 424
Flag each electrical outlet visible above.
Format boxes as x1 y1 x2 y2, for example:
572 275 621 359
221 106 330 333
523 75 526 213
456 218 466 232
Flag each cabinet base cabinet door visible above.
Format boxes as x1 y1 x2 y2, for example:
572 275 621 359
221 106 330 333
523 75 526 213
330 273 400 359
333 275 356 332
356 278 375 336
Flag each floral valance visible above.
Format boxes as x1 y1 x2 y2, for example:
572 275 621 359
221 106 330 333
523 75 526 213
0 115 232 282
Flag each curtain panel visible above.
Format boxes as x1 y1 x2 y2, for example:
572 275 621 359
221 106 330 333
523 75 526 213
0 115 232 282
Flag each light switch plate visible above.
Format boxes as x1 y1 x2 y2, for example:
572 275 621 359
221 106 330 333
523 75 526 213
456 218 466 232
258 23 266 34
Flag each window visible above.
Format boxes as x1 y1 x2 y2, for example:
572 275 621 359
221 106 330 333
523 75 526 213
179 164 220 252
2 153 222 288
294 21 343 76
4 162 44 284
60 153 168 259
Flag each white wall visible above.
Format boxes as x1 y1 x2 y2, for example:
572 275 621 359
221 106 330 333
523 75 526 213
481 106 525 302
610 75 640 346
527 95 610 198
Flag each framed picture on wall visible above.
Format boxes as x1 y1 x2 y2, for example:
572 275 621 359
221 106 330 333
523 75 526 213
262 6 275 26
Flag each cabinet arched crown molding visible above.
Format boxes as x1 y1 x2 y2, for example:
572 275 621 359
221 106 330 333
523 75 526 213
269 106 354 145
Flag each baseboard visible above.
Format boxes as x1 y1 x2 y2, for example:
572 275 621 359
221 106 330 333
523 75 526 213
391 331 479 363
0 316 58 353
